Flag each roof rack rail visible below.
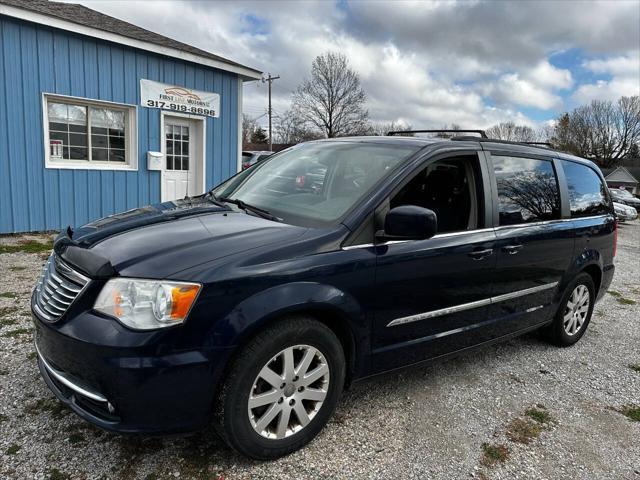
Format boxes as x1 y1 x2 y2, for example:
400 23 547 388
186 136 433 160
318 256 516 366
449 137 557 150
387 129 488 138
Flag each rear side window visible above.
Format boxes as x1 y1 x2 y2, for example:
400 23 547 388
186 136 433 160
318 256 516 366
560 160 610 217
492 155 560 226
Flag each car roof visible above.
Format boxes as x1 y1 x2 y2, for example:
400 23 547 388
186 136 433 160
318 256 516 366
313 135 598 169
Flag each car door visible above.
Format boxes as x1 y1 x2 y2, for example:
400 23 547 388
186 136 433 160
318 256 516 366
370 151 499 372
486 151 574 334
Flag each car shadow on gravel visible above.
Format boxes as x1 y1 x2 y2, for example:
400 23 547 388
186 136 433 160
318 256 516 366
344 330 551 401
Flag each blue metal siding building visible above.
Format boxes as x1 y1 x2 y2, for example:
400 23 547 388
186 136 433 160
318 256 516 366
0 1 261 233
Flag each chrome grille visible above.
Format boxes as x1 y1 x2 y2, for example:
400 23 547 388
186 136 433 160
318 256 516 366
33 254 90 322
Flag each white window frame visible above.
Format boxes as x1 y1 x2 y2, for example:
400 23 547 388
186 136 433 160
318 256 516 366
42 93 138 171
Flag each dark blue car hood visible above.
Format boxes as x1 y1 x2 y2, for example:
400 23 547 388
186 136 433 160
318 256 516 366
59 197 308 279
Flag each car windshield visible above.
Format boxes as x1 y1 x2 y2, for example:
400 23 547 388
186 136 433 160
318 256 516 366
213 141 420 226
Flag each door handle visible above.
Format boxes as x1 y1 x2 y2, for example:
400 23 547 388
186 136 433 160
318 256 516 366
468 248 493 260
502 244 524 255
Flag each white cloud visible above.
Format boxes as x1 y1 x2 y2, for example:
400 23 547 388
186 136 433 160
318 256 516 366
525 61 573 90
574 51 640 103
583 53 640 76
71 0 639 129
487 73 563 110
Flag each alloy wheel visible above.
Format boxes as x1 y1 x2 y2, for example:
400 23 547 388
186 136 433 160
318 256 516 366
563 284 590 336
247 345 330 440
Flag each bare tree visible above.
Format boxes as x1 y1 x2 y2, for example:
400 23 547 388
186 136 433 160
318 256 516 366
497 171 560 222
292 52 369 138
369 120 413 136
272 110 322 144
433 123 462 138
551 96 640 166
242 114 259 145
486 122 538 142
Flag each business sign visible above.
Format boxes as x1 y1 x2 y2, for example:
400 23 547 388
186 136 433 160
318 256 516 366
140 79 220 117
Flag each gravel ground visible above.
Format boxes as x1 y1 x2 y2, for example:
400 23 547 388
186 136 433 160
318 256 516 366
1 223 639 480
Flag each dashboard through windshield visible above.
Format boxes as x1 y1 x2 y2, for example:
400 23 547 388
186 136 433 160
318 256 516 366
212 141 420 227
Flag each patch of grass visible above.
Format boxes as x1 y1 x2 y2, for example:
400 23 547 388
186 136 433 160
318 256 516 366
525 405 553 425
0 413 8 422
480 442 509 468
0 292 17 299
607 290 622 297
68 433 85 445
6 444 21 455
0 306 20 318
46 468 70 480
506 418 543 444
0 318 17 327
24 398 68 419
9 266 27 271
0 239 54 254
1 327 32 338
629 364 640 373
616 297 637 305
26 351 38 360
620 405 640 422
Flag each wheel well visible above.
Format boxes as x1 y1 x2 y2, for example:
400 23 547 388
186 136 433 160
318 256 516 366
581 264 602 295
303 308 357 387
233 308 357 389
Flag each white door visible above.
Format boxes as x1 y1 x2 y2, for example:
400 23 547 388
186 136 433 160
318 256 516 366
162 117 198 202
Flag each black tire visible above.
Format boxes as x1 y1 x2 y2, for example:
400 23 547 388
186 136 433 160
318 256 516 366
544 272 596 347
214 316 345 459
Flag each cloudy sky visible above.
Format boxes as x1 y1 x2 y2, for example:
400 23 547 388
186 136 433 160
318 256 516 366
73 0 639 130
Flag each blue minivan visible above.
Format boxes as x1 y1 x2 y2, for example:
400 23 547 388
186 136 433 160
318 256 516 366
32 131 616 459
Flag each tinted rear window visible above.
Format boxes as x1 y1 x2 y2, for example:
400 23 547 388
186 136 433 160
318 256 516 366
492 156 560 226
560 160 610 217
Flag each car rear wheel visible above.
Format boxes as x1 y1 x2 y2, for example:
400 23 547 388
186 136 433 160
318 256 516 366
545 272 595 347
215 316 345 459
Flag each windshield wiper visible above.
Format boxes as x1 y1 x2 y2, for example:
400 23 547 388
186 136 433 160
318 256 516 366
218 196 281 222
203 192 229 208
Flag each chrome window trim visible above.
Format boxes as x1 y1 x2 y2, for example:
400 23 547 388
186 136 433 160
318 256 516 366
341 227 496 250
387 281 558 327
494 214 609 230
35 342 108 403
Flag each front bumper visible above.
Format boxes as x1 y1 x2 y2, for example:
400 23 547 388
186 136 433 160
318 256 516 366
33 309 235 434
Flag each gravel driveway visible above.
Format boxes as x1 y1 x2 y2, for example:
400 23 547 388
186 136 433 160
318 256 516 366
1 223 639 480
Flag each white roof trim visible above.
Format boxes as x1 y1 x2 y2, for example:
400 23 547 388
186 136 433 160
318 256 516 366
0 3 262 81
605 166 638 183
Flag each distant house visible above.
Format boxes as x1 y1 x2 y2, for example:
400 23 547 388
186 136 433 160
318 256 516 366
0 0 262 233
601 166 640 195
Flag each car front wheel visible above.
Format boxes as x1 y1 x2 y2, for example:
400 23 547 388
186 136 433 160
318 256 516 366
215 316 345 459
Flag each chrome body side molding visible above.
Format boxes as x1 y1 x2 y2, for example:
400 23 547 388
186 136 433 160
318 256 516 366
387 282 558 327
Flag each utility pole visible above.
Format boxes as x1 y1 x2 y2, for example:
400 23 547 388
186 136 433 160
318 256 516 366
262 73 280 151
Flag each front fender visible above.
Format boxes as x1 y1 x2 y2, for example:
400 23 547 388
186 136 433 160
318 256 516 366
211 281 368 352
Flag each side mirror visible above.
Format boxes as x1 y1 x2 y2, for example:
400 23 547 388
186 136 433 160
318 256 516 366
379 205 437 240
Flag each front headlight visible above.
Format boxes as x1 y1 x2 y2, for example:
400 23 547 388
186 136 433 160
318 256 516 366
94 278 201 330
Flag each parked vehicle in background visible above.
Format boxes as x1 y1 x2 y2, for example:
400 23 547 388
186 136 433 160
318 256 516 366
609 188 640 211
613 201 638 222
242 150 273 170
32 131 616 460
